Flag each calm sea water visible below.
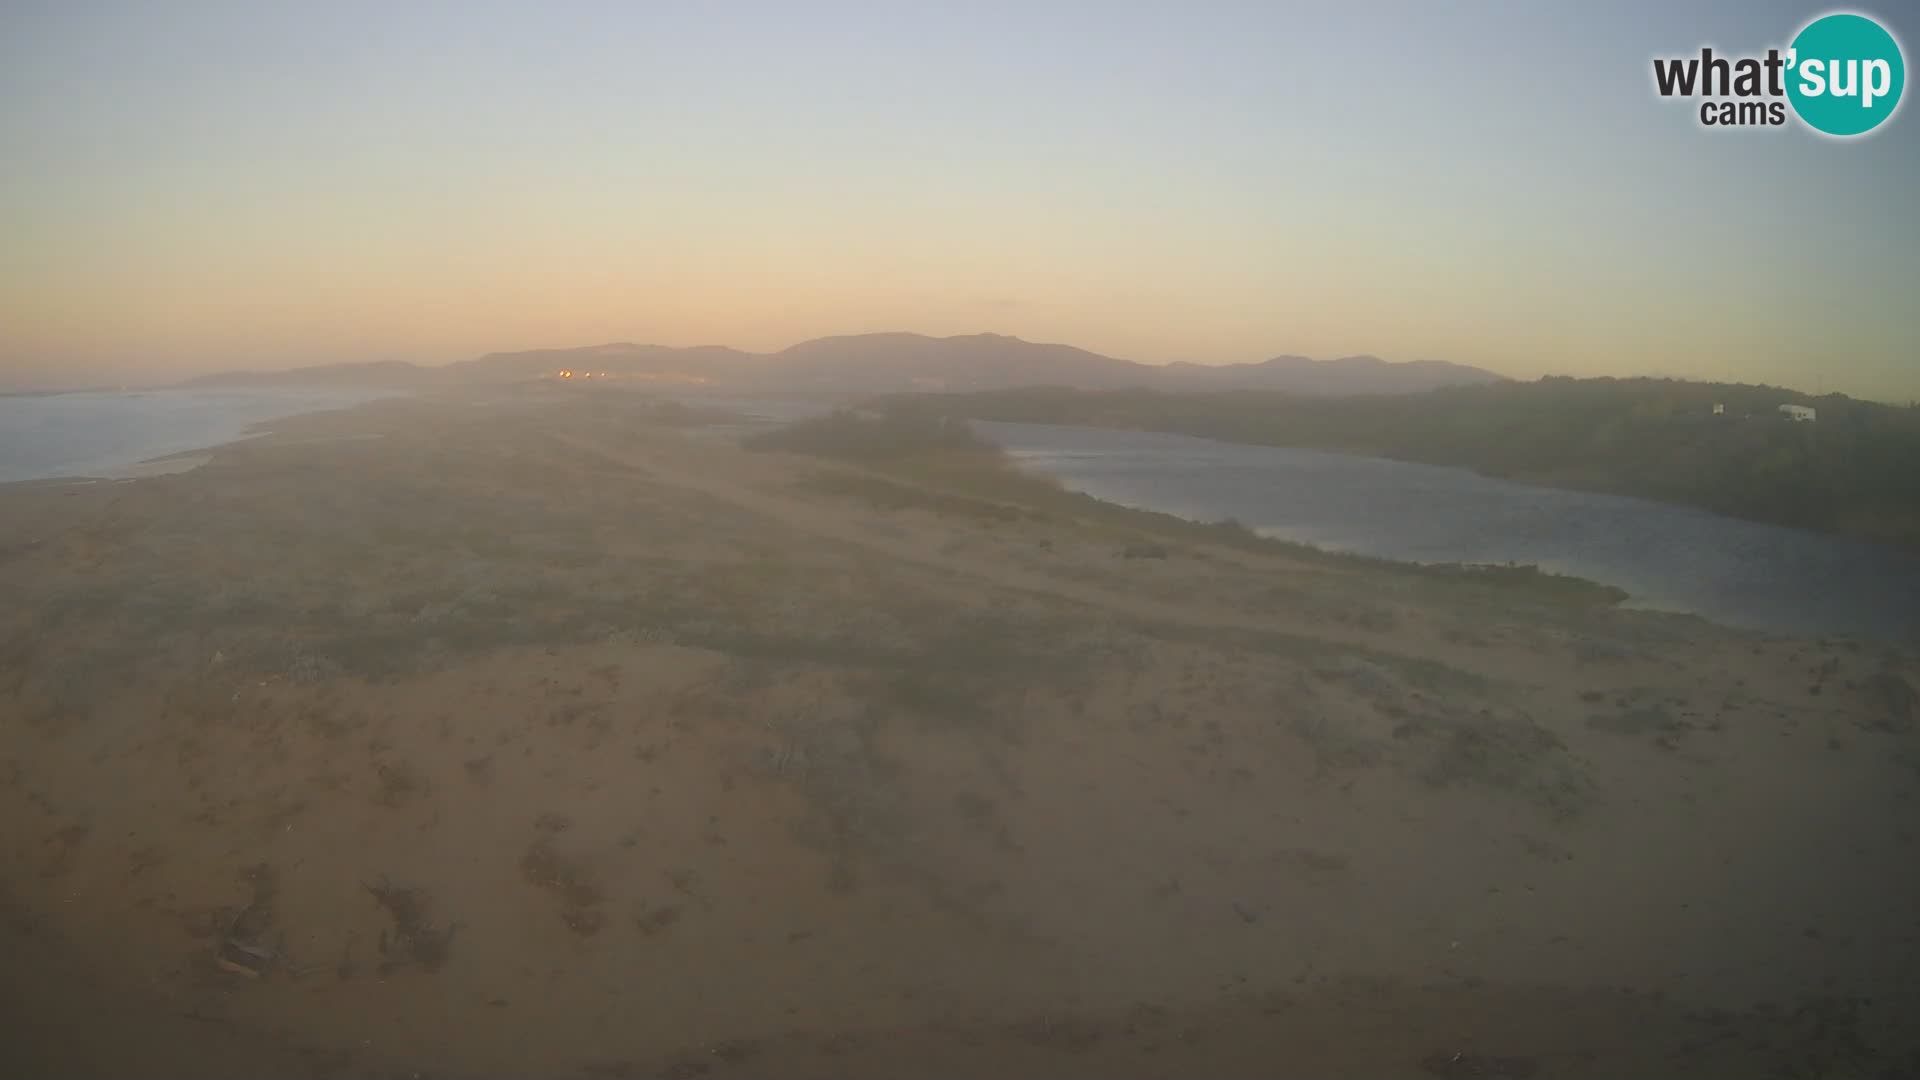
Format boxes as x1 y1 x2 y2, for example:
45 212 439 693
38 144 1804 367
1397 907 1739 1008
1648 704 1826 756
979 421 1920 644
0 387 397 483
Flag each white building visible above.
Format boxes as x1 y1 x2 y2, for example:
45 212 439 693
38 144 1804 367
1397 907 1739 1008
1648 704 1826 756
1779 404 1817 422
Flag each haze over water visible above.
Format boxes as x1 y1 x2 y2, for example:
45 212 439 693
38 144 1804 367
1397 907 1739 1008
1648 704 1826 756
0 387 393 482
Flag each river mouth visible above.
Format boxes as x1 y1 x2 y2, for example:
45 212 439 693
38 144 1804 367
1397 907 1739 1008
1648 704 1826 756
977 420 1920 645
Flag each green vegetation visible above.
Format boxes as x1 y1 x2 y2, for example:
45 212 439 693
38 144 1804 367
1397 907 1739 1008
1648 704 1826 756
743 408 990 459
891 380 1920 548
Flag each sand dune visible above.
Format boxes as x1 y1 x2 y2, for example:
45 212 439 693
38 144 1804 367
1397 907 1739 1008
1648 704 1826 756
2 390 1916 1078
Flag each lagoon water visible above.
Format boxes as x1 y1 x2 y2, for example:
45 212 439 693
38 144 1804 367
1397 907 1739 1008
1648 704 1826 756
980 421 1920 644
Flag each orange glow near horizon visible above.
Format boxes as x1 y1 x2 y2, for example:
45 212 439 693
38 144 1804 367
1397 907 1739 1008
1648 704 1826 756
2 6 1915 400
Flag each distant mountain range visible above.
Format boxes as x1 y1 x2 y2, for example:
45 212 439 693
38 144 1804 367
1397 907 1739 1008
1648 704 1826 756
182 332 1507 396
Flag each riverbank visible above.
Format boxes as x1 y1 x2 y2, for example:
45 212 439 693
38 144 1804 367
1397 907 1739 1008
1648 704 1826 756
3 390 1917 1078
970 420 1920 644
895 383 1920 551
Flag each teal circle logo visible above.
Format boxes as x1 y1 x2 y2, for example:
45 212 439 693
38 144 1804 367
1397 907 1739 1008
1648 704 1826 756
1786 13 1905 136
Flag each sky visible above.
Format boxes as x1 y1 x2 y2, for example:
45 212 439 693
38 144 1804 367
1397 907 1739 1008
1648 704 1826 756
1 1 1916 398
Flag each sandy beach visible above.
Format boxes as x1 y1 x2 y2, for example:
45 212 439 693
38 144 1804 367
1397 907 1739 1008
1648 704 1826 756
2 389 1916 1078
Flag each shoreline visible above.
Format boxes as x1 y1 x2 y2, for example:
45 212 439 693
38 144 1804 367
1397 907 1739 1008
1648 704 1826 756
0 386 405 485
910 383 1920 552
980 421 1920 645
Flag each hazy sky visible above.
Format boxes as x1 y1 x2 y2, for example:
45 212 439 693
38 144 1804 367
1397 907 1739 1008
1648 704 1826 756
2 1 1916 397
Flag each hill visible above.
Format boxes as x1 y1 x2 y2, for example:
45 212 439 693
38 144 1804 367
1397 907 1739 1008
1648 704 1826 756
1159 353 1502 394
179 359 446 390
178 333 1507 395
448 342 766 385
896 379 1920 549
